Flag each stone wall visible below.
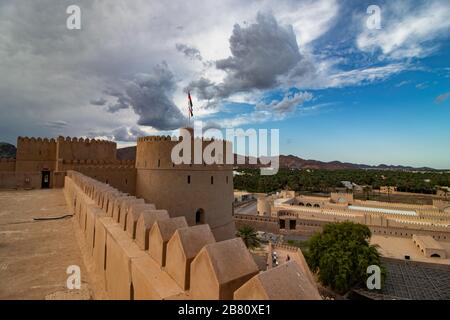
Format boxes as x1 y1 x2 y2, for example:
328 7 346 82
56 136 116 163
0 171 41 189
64 171 320 300
136 135 235 241
234 211 450 241
0 158 16 172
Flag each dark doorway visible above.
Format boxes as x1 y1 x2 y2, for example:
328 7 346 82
430 253 441 258
279 219 285 229
289 220 296 230
195 208 205 224
41 170 50 188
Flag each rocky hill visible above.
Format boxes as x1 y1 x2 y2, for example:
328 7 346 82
0 142 16 158
116 146 435 171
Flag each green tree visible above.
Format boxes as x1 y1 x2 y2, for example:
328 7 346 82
236 225 261 249
306 222 384 294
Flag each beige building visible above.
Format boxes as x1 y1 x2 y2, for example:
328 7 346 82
61 170 320 300
380 186 397 193
0 131 235 241
235 191 450 246
1 131 321 300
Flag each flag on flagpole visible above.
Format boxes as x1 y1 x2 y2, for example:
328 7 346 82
188 91 194 117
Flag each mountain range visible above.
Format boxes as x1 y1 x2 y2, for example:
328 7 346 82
115 146 436 171
0 142 437 171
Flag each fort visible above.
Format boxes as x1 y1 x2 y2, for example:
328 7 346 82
235 190 450 262
0 130 319 300
2 131 450 299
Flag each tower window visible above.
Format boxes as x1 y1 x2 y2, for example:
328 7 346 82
195 208 205 224
187 175 191 184
158 159 160 167
211 176 214 184
226 176 229 184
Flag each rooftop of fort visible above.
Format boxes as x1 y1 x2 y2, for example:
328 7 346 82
0 170 322 300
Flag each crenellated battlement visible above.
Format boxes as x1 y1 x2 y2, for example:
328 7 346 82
18 136 57 144
61 159 134 166
57 136 116 145
136 134 232 171
63 170 320 300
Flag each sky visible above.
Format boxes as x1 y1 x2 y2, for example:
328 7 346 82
0 0 449 168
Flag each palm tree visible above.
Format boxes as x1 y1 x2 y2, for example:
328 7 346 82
236 225 261 249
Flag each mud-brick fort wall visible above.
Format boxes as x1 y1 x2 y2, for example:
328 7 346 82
15 137 57 172
0 136 134 191
75 166 136 195
55 136 116 165
63 171 320 300
0 158 16 172
135 135 235 241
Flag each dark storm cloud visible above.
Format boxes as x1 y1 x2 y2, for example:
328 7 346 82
175 43 203 61
216 12 301 92
89 126 148 142
185 77 219 101
90 98 107 106
106 95 130 113
188 12 310 100
106 62 187 130
111 126 148 142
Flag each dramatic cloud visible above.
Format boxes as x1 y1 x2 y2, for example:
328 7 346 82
90 98 107 106
91 126 150 142
110 126 149 142
216 13 302 93
106 63 187 130
176 43 203 61
185 11 322 123
1 0 448 146
188 12 310 101
435 92 450 104
106 94 130 113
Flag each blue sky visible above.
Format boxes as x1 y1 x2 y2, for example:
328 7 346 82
0 0 449 168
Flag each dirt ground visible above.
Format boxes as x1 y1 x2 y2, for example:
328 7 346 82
0 189 92 299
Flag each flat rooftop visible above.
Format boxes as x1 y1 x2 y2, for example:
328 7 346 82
413 234 445 250
0 189 91 299
348 205 417 216
370 235 450 266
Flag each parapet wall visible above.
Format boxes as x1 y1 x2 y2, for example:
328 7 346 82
56 136 117 162
64 171 320 300
16 137 57 162
74 167 136 195
0 158 16 172
136 135 233 170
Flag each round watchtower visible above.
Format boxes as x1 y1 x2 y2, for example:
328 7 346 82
135 128 235 241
